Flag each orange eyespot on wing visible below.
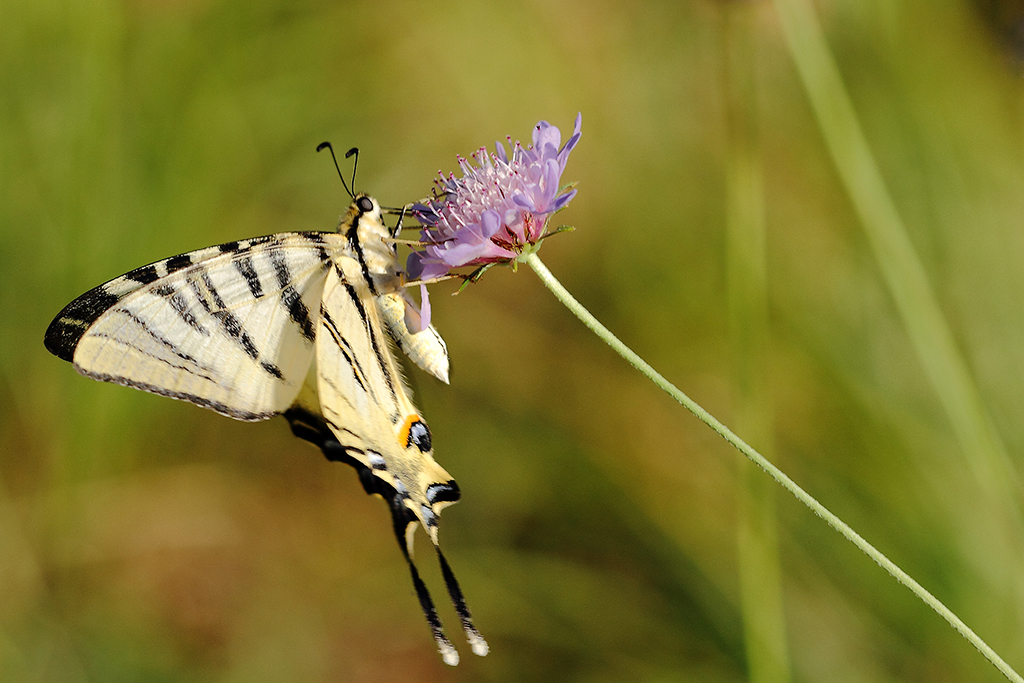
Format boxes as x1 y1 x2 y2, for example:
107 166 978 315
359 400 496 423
400 414 432 452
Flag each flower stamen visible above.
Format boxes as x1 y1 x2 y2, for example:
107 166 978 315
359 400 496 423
406 114 582 283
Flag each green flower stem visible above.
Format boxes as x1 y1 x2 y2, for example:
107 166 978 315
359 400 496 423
524 251 1023 683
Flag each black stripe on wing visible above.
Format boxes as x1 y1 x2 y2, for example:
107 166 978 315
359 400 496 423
319 307 370 394
44 232 334 363
271 249 317 342
233 255 265 298
337 267 398 405
82 369 277 421
45 287 122 361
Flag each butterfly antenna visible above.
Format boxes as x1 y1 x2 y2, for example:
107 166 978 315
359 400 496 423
316 141 355 199
344 146 359 196
435 545 489 656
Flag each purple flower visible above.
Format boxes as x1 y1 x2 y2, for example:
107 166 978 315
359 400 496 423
407 114 582 283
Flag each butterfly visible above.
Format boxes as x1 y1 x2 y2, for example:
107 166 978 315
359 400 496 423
44 155 488 665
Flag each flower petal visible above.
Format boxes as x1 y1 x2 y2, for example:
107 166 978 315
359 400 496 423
409 115 581 280
551 187 578 212
533 120 561 156
401 283 431 332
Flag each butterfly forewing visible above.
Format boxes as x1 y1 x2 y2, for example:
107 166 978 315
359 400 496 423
47 234 341 420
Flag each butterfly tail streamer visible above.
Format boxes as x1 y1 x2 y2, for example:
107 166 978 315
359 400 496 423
390 507 460 666
285 408 463 666
435 544 489 656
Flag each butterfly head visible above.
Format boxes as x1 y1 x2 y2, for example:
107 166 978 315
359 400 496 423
343 193 404 278
343 193 384 236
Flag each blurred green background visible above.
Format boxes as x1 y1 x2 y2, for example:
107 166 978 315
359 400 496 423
4 0 1024 680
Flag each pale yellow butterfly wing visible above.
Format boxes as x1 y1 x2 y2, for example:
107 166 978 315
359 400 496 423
45 234 339 420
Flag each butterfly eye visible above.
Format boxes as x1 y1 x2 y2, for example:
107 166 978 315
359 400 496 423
357 195 374 213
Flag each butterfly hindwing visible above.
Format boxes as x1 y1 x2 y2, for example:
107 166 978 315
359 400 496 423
311 260 486 665
316 260 458 535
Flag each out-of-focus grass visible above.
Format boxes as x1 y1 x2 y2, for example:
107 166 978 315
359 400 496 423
3 0 1024 681
723 5 790 682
